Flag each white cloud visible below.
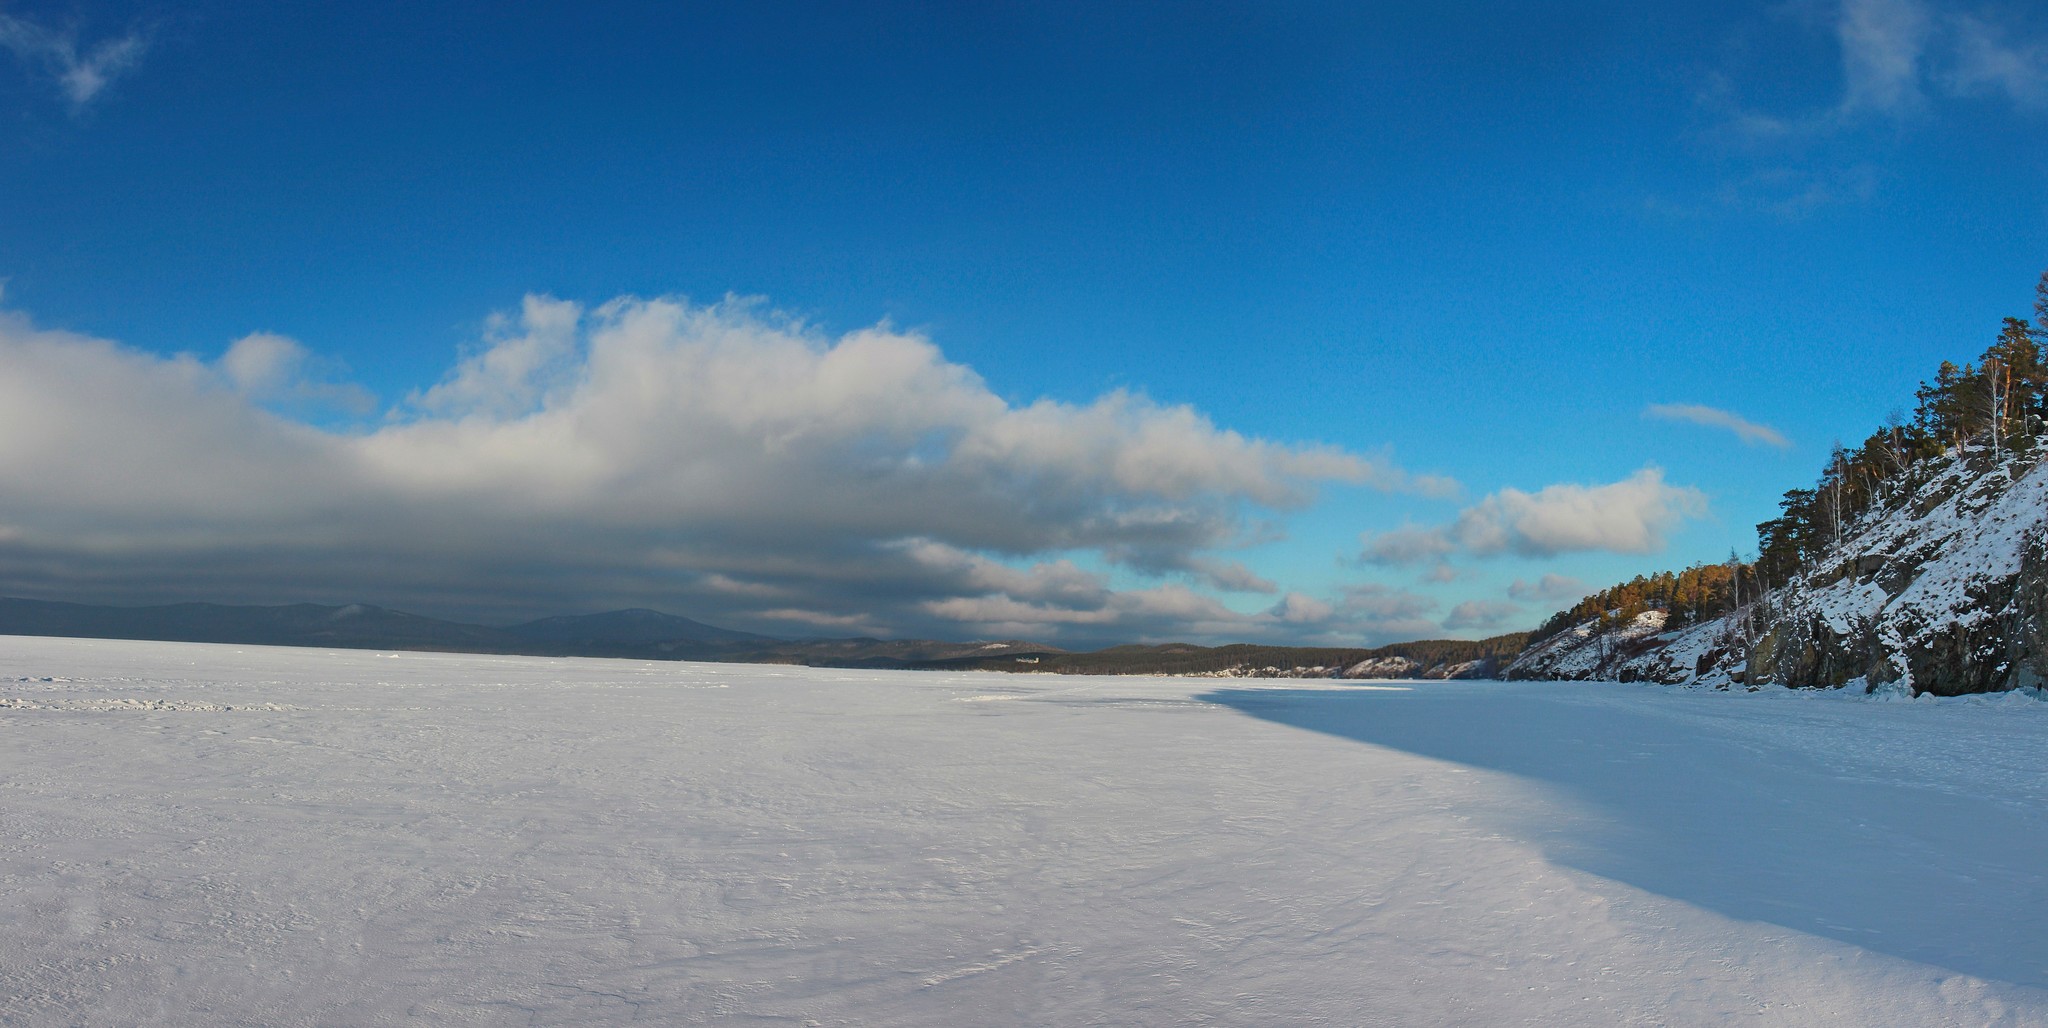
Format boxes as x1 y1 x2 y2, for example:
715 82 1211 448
1188 558 1279 594
1451 468 1708 558
1689 1 2048 217
1337 582 1438 621
1359 524 1458 566
1715 0 2048 132
1948 12 2048 109
220 332 307 394
1837 0 1933 117
1644 402 1792 449
0 297 1454 645
1362 468 1708 564
411 296 584 417
0 15 147 109
1417 563 1461 584
1270 592 1334 623
219 333 375 414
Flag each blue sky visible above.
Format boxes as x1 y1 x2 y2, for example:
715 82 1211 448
0 0 2044 644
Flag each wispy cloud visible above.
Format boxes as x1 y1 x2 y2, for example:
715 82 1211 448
1507 573 1592 606
1713 0 2048 131
1715 165 1881 218
1359 523 1458 566
1442 599 1520 632
0 296 1455 645
1947 11 2048 109
1837 0 1934 118
1644 402 1792 449
1688 0 2048 214
1361 468 1708 565
0 14 149 109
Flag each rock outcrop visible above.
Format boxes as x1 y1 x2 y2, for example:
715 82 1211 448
1507 444 2048 695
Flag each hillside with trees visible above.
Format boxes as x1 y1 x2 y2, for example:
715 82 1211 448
1510 269 2048 695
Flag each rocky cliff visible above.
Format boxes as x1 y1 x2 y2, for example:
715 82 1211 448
1507 442 2048 695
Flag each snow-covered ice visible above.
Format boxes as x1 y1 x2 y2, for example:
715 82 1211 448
3 635 2046 1025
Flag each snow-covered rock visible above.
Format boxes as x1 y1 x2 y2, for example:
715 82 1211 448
1508 444 2048 695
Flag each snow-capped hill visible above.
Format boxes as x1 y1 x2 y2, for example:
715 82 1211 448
1508 444 2048 695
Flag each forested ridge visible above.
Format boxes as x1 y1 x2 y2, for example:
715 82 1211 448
910 634 1531 677
1518 268 2048 693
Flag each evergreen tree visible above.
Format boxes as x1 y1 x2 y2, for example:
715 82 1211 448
1984 317 2045 436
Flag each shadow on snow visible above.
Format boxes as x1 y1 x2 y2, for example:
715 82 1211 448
1197 683 2048 990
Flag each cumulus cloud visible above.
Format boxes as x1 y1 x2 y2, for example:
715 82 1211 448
1418 563 1461 584
1337 582 1438 622
0 297 1453 645
411 296 584 417
1359 524 1458 566
1644 402 1792 449
1361 468 1708 565
0 14 147 108
1442 599 1520 632
1270 592 1334 623
1449 468 1708 558
219 333 376 414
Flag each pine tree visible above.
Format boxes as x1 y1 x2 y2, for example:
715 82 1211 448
1985 317 2045 437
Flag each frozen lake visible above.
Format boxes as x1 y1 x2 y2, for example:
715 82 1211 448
3 635 2046 1025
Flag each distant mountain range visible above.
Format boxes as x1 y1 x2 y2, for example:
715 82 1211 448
0 595 1526 678
0 598 517 652
509 608 771 647
0 596 782 661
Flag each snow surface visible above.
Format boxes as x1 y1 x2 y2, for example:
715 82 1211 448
4 635 2048 1025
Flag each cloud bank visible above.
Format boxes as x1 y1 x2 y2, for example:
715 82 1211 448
0 297 1457 644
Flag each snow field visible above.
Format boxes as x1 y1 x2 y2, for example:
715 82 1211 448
2 635 2045 1025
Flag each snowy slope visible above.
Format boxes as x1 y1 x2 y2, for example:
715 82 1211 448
3 635 2046 1025
1510 444 2048 695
